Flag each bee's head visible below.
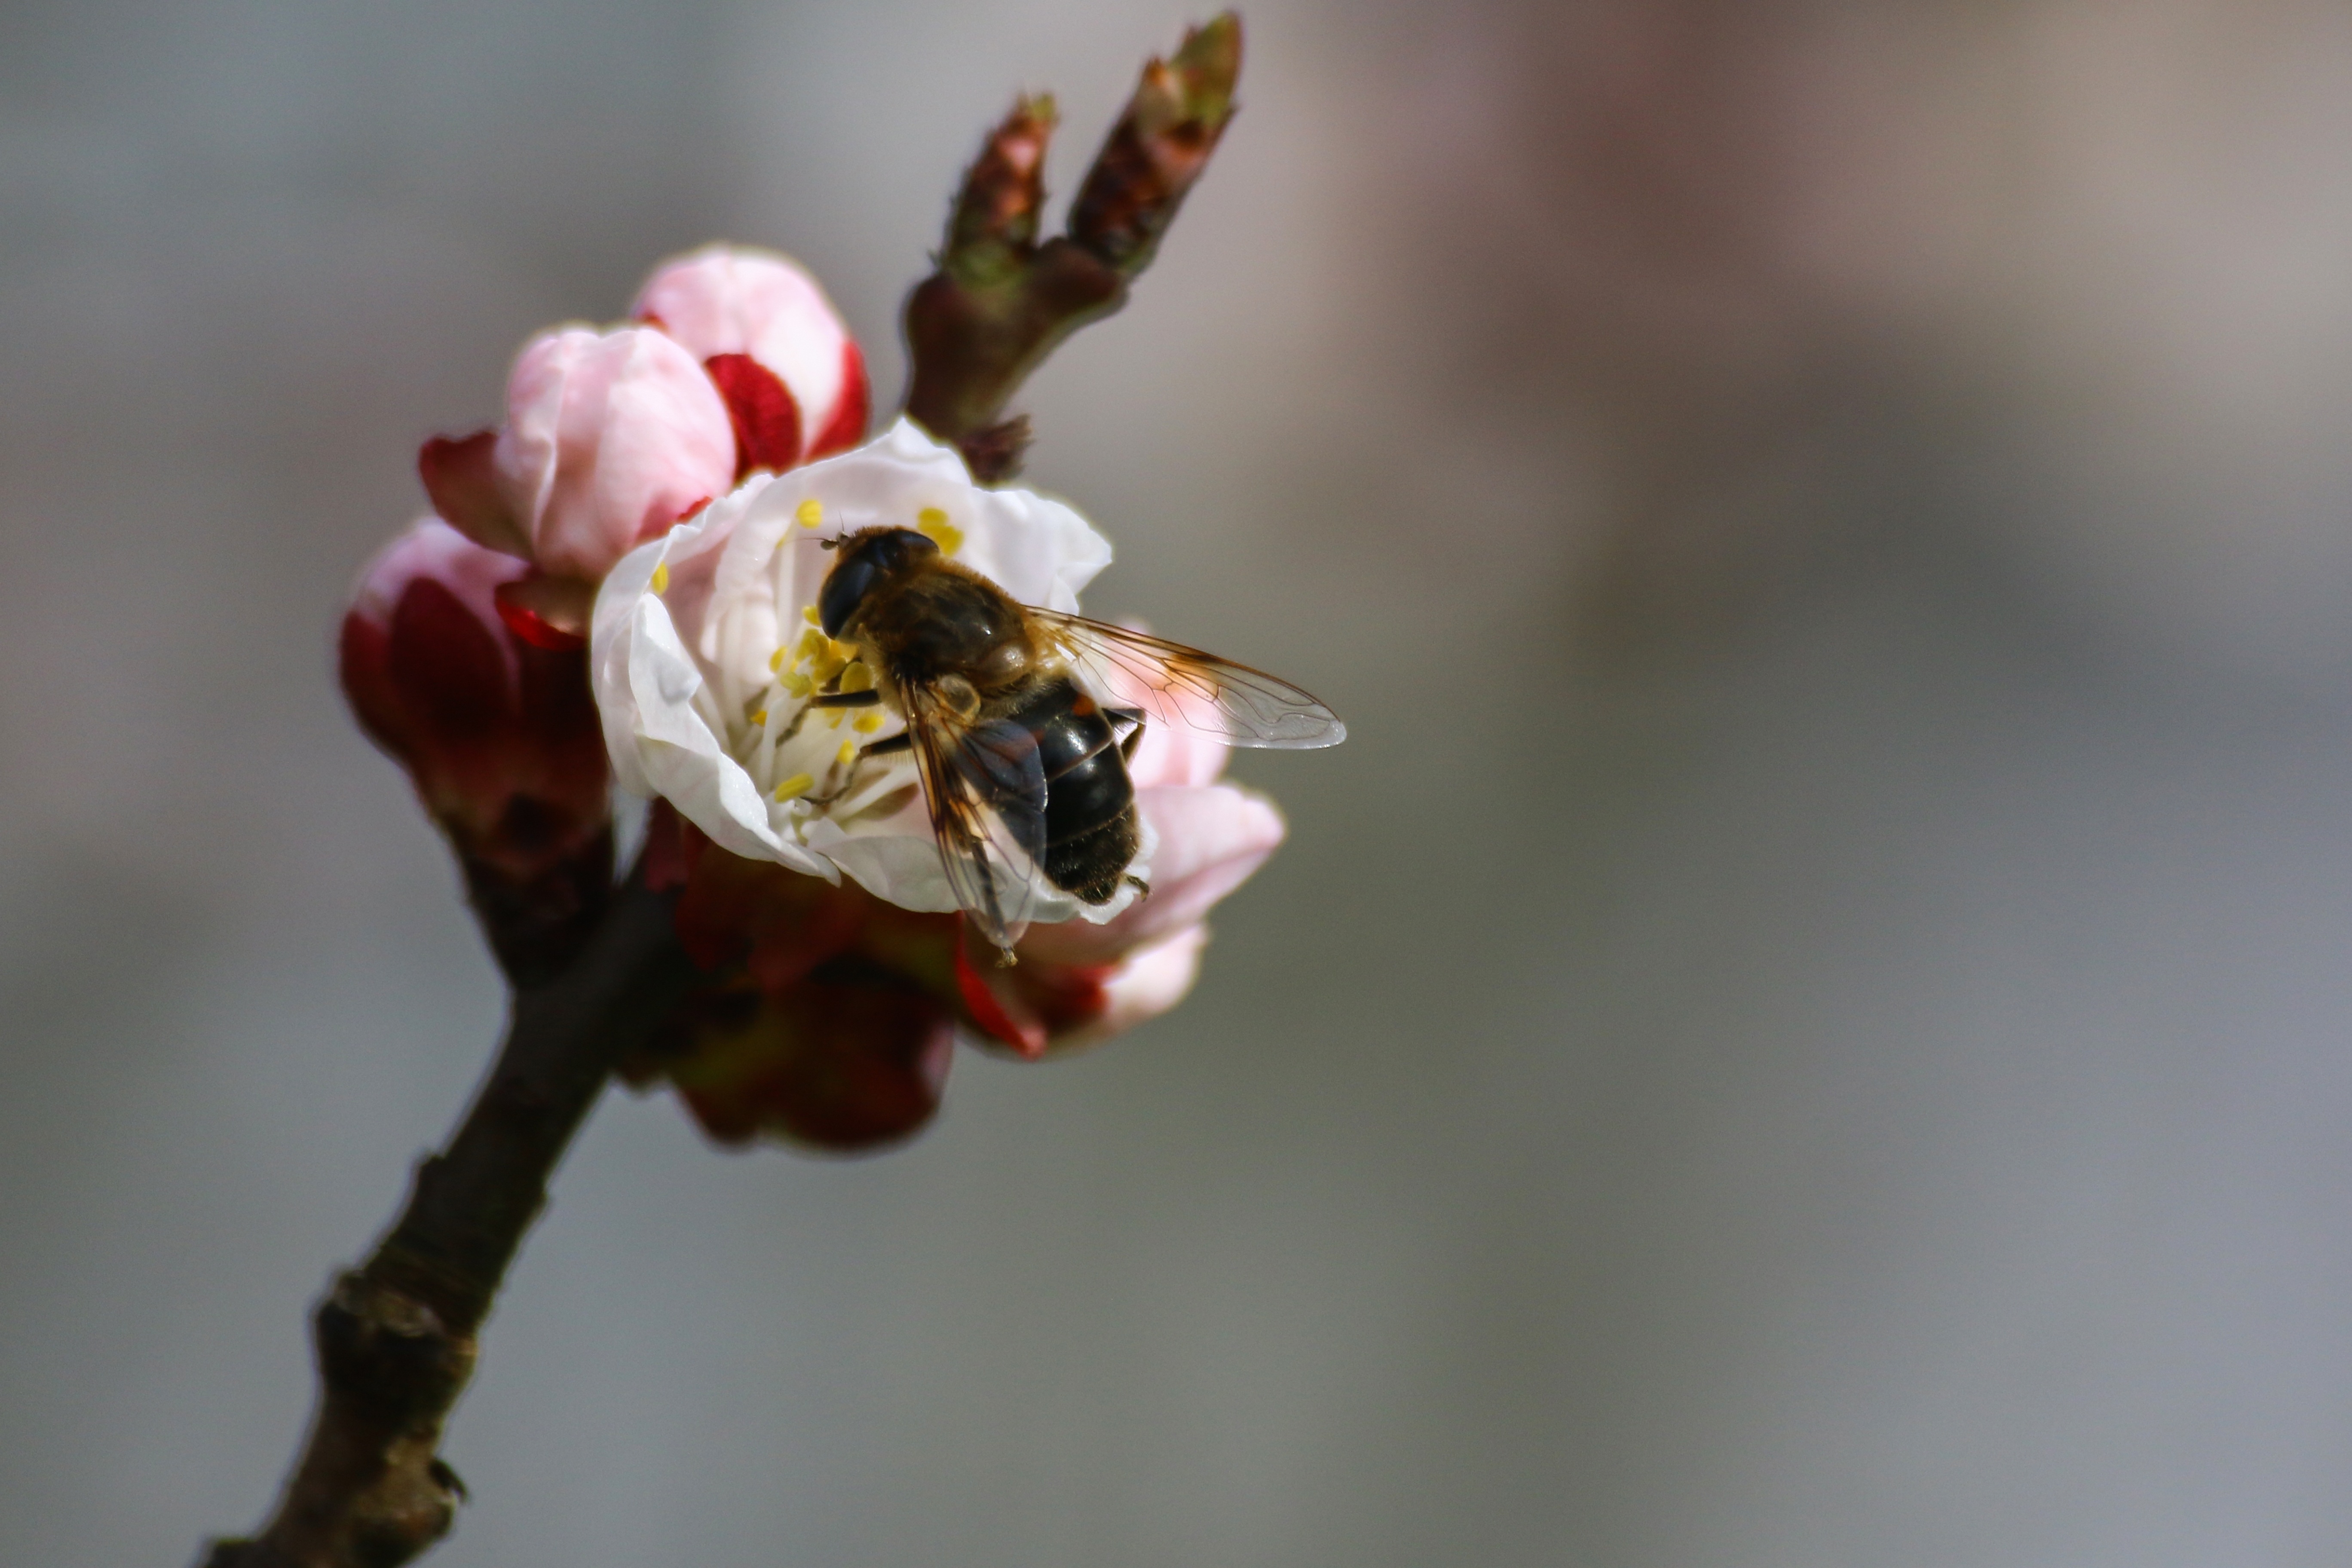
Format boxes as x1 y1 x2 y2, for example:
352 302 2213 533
817 526 939 637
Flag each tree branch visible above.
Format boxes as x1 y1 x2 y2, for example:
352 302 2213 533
903 12 1243 478
205 19 1245 1564
199 875 697 1568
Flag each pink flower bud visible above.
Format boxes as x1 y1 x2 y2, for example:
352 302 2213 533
633 245 871 473
340 518 613 980
486 325 736 580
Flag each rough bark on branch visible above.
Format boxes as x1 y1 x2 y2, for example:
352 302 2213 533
202 18 1245 1564
199 877 696 1568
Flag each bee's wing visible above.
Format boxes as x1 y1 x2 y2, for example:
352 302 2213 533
901 680 1052 950
1030 610 1348 750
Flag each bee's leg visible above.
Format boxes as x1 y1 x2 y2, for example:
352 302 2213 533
1124 875 1152 899
805 726 910 806
808 689 881 708
1105 707 1147 763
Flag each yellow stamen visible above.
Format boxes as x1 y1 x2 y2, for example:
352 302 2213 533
916 505 963 554
796 627 829 662
837 739 859 767
772 772 814 802
769 647 787 673
649 561 670 594
779 671 813 698
802 604 821 625
853 711 883 733
747 708 768 728
796 497 824 529
839 661 873 693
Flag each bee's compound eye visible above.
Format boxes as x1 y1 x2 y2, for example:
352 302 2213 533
817 555 879 637
819 528 936 637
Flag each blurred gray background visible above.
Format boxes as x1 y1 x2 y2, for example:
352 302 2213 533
8 0 2352 1562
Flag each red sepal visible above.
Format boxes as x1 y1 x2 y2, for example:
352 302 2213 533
666 978 956 1152
418 429 528 557
954 926 1048 1058
493 580 588 651
803 340 871 462
704 352 804 478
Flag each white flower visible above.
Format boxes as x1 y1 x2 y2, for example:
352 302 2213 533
592 418 1149 925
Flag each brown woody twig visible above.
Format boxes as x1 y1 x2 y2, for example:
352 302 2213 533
199 876 697 1568
904 12 1242 478
200 16 1244 1565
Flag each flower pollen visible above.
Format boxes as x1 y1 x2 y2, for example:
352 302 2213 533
796 498 824 529
650 561 671 594
915 506 963 554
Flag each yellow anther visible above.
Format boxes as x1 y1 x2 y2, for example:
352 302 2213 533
649 561 671 594
772 772 814 802
747 708 768 728
796 497 824 529
853 711 884 733
837 739 859 767
802 604 821 625
916 505 963 555
769 647 787 673
839 661 873 693
779 671 813 698
796 627 829 662
827 637 858 663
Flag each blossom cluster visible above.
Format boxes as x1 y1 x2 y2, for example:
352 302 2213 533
344 245 1288 1151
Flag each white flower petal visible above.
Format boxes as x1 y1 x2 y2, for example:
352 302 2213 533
591 419 1133 923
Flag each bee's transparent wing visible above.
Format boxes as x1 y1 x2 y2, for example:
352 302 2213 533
1030 610 1347 750
902 682 1051 950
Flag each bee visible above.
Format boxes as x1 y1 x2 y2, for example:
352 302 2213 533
810 526 1345 954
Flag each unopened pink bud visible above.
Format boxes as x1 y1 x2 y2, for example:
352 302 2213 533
634 245 871 471
490 325 735 580
341 518 613 980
